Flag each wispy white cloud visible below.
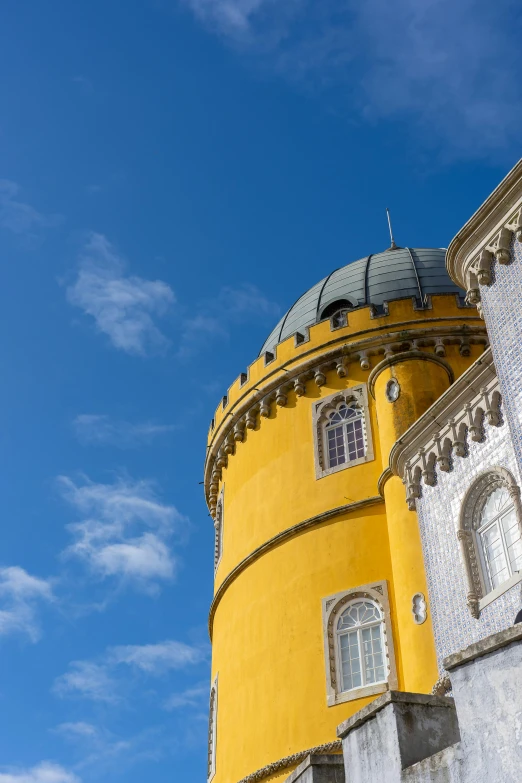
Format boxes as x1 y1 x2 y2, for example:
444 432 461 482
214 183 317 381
54 640 206 704
109 641 206 674
55 723 98 738
178 282 280 358
0 566 54 642
72 414 177 448
66 233 175 356
163 682 208 710
0 180 61 236
0 763 79 783
179 0 522 158
53 661 119 704
58 474 184 591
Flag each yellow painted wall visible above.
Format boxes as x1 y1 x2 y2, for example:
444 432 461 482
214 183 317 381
207 296 485 783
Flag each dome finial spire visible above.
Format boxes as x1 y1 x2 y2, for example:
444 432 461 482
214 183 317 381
386 207 398 250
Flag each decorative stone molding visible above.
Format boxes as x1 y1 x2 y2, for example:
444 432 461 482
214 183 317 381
321 580 398 707
209 496 383 638
208 674 218 783
214 488 224 574
412 592 427 624
431 672 451 696
457 467 522 618
446 158 522 291
235 741 342 783
389 348 499 510
205 326 488 512
312 384 374 480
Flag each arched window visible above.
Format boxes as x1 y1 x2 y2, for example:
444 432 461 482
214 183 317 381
214 489 224 574
476 487 522 591
336 600 386 692
458 468 522 618
312 386 374 480
325 403 366 469
207 675 218 782
322 581 397 706
320 299 354 324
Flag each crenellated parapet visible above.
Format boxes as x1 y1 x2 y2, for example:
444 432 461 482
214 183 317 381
204 294 487 516
388 348 499 511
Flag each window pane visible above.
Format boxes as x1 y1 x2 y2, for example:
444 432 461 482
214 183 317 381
481 524 509 588
328 426 346 468
502 510 522 572
339 630 362 691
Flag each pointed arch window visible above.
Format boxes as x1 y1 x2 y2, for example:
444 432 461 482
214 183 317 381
312 385 374 479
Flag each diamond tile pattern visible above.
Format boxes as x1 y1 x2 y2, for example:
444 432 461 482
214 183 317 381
416 415 522 673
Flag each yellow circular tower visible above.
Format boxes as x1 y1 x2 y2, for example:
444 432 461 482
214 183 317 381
204 246 486 783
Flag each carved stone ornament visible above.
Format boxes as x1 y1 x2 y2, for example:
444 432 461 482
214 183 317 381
412 592 427 624
385 378 400 402
207 675 218 783
458 468 522 619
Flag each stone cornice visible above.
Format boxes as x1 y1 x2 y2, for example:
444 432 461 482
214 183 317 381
204 324 487 514
388 348 499 510
446 158 522 290
368 350 454 398
209 495 383 639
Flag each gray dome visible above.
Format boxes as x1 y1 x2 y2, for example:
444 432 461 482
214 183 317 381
260 247 461 355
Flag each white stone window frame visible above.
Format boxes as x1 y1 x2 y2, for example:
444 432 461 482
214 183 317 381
312 384 374 480
458 467 522 618
214 487 224 575
321 580 397 707
207 674 218 783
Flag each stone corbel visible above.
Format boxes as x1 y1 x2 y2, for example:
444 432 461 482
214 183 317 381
434 338 446 357
359 351 370 370
481 387 501 426
419 448 437 487
405 464 422 511
449 419 467 457
488 226 513 265
474 248 494 286
233 419 246 442
259 397 272 418
215 450 228 470
336 359 347 378
276 386 289 406
465 271 481 306
223 434 236 455
245 407 258 430
507 206 522 242
384 345 394 359
433 432 451 472
293 376 307 396
459 337 471 357
465 402 484 442
314 368 327 387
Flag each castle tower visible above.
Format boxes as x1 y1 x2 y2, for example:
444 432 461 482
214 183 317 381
204 247 487 783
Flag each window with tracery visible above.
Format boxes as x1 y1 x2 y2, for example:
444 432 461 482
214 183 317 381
476 487 522 592
325 403 366 469
312 386 374 480
337 600 386 692
458 468 522 618
322 581 397 706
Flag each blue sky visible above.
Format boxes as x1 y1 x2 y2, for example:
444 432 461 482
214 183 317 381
0 1 520 782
